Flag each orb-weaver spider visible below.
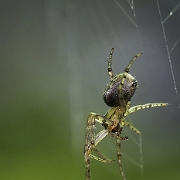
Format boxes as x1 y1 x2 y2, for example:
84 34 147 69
84 48 168 180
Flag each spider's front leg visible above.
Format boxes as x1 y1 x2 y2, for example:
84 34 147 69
84 112 115 180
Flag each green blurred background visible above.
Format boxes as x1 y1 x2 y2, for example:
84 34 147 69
1 1 180 180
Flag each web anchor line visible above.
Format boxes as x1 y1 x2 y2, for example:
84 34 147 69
157 0 180 109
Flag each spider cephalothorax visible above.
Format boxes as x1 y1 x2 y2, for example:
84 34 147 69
84 48 168 180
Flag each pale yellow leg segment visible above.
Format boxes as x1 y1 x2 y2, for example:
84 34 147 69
90 148 115 163
124 53 143 73
121 119 141 134
95 129 108 146
116 136 126 180
124 103 168 116
107 48 114 79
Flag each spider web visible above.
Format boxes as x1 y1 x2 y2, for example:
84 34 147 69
157 0 180 109
65 0 180 179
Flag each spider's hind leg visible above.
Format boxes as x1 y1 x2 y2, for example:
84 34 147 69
84 112 114 180
90 147 115 163
116 135 129 180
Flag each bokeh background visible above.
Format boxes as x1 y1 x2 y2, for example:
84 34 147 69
1 0 180 180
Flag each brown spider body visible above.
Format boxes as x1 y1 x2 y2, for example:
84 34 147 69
84 48 168 180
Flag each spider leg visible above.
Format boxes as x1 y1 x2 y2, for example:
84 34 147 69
124 53 143 73
121 119 141 134
124 103 168 116
122 103 168 133
95 129 109 146
90 148 115 163
120 119 143 178
92 129 115 163
90 131 129 164
84 112 114 180
121 103 168 177
107 47 114 79
119 53 142 98
116 135 127 180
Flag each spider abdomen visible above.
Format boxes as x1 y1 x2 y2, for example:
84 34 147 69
103 74 138 107
103 81 121 107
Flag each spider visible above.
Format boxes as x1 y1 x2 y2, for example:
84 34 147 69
84 48 168 180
